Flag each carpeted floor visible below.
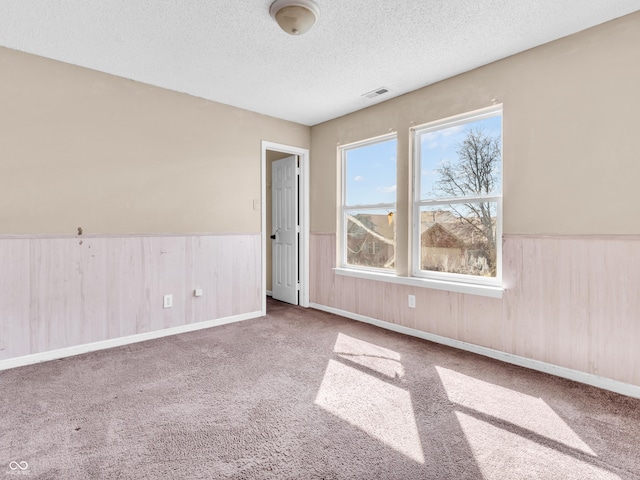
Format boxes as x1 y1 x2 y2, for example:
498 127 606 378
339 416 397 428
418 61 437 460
1 298 640 479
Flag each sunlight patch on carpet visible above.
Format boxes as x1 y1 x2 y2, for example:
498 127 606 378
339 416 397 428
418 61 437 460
454 411 621 480
333 333 405 379
315 359 424 464
436 366 596 456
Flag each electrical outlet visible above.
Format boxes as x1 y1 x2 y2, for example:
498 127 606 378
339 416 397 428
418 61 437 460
253 199 260 210
163 294 173 309
194 289 203 297
408 294 416 309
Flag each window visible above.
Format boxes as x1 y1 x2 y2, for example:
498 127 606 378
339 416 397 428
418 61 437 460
340 134 397 271
413 107 502 286
336 107 503 297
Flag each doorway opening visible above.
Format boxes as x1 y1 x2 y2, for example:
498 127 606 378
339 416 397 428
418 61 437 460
261 141 310 314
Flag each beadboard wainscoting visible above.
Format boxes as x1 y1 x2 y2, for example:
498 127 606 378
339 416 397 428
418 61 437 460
310 233 640 390
0 234 261 365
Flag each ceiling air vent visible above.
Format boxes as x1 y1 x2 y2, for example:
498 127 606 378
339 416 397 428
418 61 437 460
362 87 390 99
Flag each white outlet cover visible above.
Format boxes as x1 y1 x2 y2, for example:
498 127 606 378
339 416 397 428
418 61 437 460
194 289 203 297
163 295 173 309
408 295 416 308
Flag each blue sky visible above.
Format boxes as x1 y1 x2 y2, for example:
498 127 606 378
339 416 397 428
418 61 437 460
345 116 501 206
345 138 397 206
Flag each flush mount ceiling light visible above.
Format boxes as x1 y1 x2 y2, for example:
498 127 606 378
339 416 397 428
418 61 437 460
270 0 320 35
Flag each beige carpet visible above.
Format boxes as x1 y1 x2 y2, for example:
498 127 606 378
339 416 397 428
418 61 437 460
1 298 639 479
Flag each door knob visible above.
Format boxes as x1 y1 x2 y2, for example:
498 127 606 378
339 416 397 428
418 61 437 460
270 234 276 239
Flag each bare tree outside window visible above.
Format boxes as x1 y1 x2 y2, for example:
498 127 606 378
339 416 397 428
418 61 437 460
434 128 501 274
415 109 502 280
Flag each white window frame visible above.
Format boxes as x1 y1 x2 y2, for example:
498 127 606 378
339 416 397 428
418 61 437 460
411 106 503 288
339 132 397 273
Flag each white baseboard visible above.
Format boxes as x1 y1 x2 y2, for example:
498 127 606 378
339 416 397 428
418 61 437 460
309 303 640 399
266 290 273 297
0 311 263 372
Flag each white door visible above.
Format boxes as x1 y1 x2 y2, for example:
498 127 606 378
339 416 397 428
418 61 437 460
272 156 299 305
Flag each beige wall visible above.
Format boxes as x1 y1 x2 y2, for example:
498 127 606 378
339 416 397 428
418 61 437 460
308 11 640 391
310 11 640 238
0 48 310 235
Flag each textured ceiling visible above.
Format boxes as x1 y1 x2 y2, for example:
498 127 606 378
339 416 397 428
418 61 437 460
1 1 639 126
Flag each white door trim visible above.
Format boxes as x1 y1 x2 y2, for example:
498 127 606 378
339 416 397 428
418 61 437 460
261 141 310 314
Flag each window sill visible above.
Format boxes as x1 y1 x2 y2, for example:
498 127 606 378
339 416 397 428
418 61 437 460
334 268 504 299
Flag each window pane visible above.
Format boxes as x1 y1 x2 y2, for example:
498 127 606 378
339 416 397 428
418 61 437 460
420 115 501 200
346 209 396 270
419 203 497 277
345 138 397 206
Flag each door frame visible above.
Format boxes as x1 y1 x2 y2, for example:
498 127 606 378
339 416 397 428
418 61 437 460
261 141 310 314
